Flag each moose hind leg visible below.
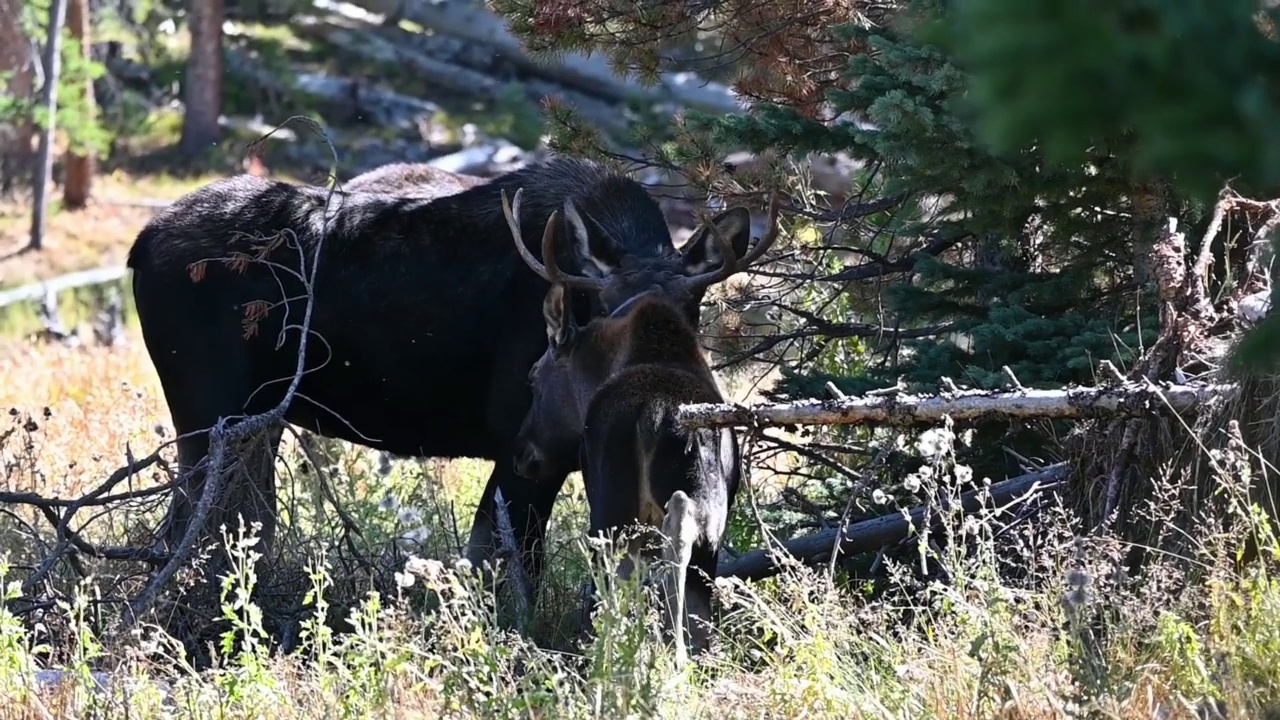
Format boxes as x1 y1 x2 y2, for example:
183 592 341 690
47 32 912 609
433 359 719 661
163 422 283 573
161 431 214 557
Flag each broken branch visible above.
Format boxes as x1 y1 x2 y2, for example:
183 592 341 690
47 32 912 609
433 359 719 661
678 381 1236 430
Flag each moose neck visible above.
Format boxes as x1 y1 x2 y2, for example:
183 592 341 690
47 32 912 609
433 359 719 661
608 294 709 373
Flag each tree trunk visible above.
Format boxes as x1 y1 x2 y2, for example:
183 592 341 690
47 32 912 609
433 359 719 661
178 0 224 159
29 0 68 252
62 0 94 210
0 0 36 192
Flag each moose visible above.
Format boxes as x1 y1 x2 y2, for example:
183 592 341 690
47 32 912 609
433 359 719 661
342 162 486 196
126 155 771 595
505 187 780 662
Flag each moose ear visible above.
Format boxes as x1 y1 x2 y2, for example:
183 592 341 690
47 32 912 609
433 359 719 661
680 206 753 275
562 200 620 280
542 284 577 347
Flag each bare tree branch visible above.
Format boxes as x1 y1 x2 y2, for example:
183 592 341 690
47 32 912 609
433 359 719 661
678 381 1237 429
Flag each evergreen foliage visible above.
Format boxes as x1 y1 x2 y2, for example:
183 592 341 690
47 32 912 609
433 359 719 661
934 0 1280 367
690 7 1176 397
490 2 1267 484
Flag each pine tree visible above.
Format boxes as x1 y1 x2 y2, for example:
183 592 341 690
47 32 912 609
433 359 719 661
488 0 1204 478
935 0 1280 367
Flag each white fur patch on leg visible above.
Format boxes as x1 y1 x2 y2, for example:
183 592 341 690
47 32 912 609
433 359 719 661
660 490 699 667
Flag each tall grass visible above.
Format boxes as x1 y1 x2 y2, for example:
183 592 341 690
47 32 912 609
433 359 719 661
3 386 1279 720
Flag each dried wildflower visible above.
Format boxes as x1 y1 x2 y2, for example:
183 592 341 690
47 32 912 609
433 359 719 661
915 428 954 458
397 506 423 526
405 555 443 582
378 493 399 512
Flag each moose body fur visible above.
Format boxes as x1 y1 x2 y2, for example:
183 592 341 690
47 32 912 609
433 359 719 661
343 162 486 196
126 155 758 591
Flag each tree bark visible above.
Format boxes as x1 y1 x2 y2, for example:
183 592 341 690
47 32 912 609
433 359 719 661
62 0 94 210
178 0 225 159
676 381 1236 429
0 0 36 192
29 0 68 251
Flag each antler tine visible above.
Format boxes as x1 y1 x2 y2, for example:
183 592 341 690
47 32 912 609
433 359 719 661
737 190 783 269
503 188 551 282
504 189 608 292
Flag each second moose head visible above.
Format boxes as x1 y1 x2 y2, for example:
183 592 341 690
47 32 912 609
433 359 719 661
506 191 780 664
501 184 772 329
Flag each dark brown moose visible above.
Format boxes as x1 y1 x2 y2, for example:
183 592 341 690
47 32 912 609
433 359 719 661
126 155 768 595
507 187 780 662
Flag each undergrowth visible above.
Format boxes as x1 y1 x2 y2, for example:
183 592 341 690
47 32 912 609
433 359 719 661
1 393 1278 720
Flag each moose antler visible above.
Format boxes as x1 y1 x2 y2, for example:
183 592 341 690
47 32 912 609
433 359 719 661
502 188 609 292
676 191 784 294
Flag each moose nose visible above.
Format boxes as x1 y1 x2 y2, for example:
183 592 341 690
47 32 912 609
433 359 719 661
513 444 544 480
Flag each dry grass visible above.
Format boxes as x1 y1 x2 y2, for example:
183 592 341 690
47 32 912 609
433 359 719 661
1 325 1279 718
0 172 219 290
0 332 169 499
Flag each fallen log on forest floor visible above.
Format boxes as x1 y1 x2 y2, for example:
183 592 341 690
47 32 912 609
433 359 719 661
0 266 129 310
678 381 1237 430
718 463 1066 581
328 0 745 115
292 15 636 137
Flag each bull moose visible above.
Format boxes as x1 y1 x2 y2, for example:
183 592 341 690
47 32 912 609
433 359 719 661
343 161 486 196
506 188 779 662
126 155 767 593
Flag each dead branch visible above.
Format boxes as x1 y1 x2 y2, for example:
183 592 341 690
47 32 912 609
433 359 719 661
5 443 171 597
116 116 344 634
678 381 1236 430
492 487 533 633
718 463 1066 581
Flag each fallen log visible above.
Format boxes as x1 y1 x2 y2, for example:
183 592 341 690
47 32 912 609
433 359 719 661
717 463 1066 581
332 0 745 114
426 141 528 176
293 17 635 136
0 266 129 310
223 46 440 132
677 381 1237 430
